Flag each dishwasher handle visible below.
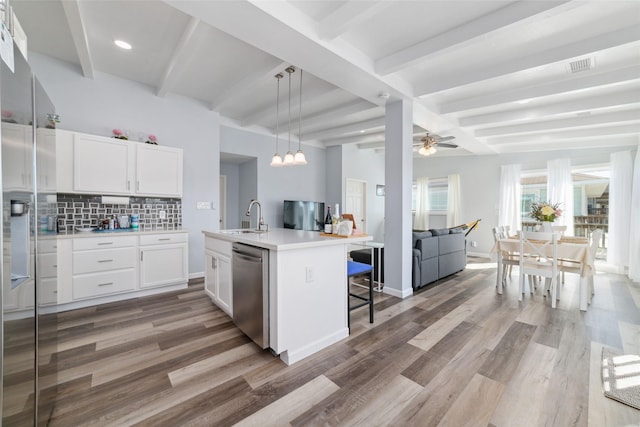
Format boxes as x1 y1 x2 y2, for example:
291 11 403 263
232 250 262 264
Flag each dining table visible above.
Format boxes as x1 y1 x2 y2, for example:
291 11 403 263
492 235 594 311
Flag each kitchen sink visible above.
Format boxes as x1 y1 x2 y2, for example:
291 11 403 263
219 229 267 235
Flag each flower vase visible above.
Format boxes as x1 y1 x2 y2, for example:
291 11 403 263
541 221 553 232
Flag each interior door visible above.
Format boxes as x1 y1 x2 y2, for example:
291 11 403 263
345 179 367 233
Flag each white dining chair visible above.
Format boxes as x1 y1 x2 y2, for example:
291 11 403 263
493 227 518 288
518 231 560 307
587 229 604 302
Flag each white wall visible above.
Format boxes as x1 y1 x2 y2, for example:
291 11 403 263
413 146 637 255
28 53 220 276
340 144 386 242
220 126 326 229
220 162 240 229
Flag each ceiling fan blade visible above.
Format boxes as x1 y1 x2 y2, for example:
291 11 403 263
437 142 458 148
436 136 456 142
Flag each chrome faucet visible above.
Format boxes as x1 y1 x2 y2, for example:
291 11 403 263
246 199 268 231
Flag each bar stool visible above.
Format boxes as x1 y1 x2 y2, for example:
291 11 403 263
347 260 374 330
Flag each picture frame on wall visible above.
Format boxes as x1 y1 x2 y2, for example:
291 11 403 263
376 185 385 196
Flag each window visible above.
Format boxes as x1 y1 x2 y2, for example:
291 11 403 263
412 178 448 212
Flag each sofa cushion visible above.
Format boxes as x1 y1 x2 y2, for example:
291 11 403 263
429 228 450 236
412 230 432 247
438 232 466 255
416 236 438 260
449 227 464 234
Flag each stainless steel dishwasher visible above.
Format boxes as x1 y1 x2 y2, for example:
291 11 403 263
232 242 269 349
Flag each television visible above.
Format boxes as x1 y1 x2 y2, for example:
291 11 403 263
283 200 325 231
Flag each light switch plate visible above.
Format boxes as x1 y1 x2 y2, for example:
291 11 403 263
196 201 211 210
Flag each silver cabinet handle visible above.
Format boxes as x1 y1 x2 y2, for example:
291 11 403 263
98 282 113 287
53 265 57 268
158 238 170 241
127 181 130 190
140 251 144 262
98 259 113 263
137 181 140 191
98 242 113 246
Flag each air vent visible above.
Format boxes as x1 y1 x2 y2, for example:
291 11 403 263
567 57 594 74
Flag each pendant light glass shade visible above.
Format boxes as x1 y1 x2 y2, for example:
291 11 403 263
294 149 307 165
270 73 284 167
283 151 295 165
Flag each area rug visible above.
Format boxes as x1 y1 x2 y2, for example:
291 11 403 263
602 348 640 410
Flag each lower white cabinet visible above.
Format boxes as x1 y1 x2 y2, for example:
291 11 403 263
139 234 188 289
54 232 188 309
204 238 232 317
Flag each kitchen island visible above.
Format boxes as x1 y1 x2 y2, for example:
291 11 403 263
202 228 372 365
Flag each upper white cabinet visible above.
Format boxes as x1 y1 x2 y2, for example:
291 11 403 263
136 144 183 197
56 130 183 197
73 133 134 195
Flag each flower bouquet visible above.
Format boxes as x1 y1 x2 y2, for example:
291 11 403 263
530 201 562 222
145 134 158 145
112 129 128 140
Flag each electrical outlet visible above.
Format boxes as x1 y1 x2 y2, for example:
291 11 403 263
305 266 315 283
471 241 478 247
159 210 166 219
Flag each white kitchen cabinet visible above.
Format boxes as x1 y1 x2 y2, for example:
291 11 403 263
37 238 59 306
204 237 232 317
139 233 188 289
35 127 57 193
1 123 32 191
136 144 183 197
57 130 183 197
71 236 137 300
73 133 135 195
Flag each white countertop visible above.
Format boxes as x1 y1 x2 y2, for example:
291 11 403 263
202 228 372 251
56 228 188 239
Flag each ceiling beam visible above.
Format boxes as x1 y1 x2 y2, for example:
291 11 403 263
240 86 343 128
459 89 640 127
376 0 572 76
157 17 200 98
60 0 94 79
486 123 640 145
476 109 640 137
415 25 640 96
325 132 386 147
305 117 385 140
296 100 379 132
440 65 640 113
494 135 640 153
210 59 287 109
319 1 392 40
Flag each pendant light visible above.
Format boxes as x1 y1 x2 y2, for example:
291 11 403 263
294 68 307 165
283 66 295 166
270 73 284 167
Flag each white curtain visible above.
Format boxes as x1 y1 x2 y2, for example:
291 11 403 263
608 151 632 269
629 147 640 282
547 158 574 235
498 164 521 232
415 177 430 230
447 174 461 227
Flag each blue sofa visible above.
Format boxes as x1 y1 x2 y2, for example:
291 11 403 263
412 228 466 290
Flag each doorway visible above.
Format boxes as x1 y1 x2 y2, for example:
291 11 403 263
346 178 367 233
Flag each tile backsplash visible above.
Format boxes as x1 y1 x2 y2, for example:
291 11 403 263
57 194 182 233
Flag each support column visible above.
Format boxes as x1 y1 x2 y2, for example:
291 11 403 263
383 100 414 298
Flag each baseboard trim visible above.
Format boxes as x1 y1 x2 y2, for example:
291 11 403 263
468 251 491 259
189 271 204 280
383 286 413 299
279 328 349 365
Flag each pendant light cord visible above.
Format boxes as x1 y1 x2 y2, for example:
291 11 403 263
275 74 281 152
287 69 292 153
298 69 303 148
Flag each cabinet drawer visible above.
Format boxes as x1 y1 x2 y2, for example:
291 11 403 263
38 239 58 253
205 237 231 255
73 269 136 300
73 236 137 251
38 253 58 278
73 247 137 275
139 233 187 246
39 277 58 305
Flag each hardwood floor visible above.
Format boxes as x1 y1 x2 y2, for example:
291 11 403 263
12 257 640 426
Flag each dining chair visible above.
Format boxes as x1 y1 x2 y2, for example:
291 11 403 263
587 229 604 301
552 225 567 236
493 227 518 287
518 231 560 307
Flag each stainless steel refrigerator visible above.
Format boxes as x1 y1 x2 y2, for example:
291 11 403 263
1 14 57 426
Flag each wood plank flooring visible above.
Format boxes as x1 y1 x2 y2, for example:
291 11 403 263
7 256 640 426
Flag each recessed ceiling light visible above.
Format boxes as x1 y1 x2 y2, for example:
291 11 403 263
360 130 365 133
114 40 132 50
517 99 532 105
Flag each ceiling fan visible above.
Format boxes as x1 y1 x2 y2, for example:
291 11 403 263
413 132 457 156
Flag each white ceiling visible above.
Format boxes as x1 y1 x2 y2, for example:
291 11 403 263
11 0 640 157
